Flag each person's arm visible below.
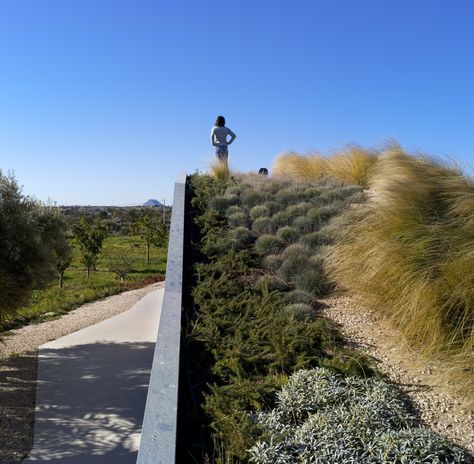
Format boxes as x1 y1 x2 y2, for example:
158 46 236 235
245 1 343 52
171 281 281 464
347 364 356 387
227 128 237 145
210 127 217 146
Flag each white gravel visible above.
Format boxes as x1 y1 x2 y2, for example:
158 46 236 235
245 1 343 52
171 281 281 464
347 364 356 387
0 282 164 464
320 295 474 455
0 282 164 360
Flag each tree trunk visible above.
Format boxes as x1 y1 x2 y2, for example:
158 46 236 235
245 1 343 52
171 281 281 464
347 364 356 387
120 276 124 283
59 272 64 288
87 267 90 278
147 242 150 262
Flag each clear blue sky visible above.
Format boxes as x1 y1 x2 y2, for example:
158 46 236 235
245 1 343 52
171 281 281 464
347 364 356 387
1 0 473 205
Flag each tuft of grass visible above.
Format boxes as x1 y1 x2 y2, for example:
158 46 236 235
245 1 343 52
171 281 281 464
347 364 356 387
292 215 314 234
275 189 300 207
228 211 248 228
269 210 292 230
208 194 239 215
262 254 284 272
249 204 271 220
278 244 312 281
255 235 285 256
251 217 274 236
326 146 378 188
273 146 378 188
300 226 334 250
273 151 329 180
231 227 255 250
209 159 230 181
241 190 267 209
255 274 292 293
294 258 330 296
276 226 300 244
281 303 316 321
225 205 244 217
283 290 317 307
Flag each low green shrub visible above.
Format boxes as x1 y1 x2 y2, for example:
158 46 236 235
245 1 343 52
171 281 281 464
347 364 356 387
226 185 243 196
208 194 239 214
275 189 299 207
249 205 271 220
255 235 285 255
293 215 314 234
281 303 315 321
249 368 470 464
306 205 341 224
231 227 255 250
226 205 244 217
256 274 292 293
276 226 300 244
252 217 274 236
285 203 310 220
299 227 334 249
283 290 316 306
294 257 331 296
278 244 311 281
228 211 248 228
241 190 266 209
262 254 284 272
269 211 292 230
201 229 235 258
264 200 280 214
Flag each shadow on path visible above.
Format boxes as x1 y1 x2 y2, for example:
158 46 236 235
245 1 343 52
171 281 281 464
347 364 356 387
0 352 38 464
22 341 155 463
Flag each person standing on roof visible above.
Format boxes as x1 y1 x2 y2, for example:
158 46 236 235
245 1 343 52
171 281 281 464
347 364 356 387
210 115 236 163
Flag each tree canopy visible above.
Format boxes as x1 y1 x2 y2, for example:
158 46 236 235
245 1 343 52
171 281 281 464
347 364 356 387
0 172 70 320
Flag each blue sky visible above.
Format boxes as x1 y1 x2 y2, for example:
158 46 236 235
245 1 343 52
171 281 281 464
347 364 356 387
1 0 473 205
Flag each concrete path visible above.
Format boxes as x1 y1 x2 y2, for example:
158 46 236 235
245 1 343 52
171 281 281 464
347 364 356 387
22 288 164 463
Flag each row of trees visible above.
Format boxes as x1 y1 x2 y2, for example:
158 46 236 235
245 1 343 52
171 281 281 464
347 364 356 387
71 213 167 283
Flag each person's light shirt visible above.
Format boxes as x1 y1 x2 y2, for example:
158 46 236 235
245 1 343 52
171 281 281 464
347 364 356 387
210 126 236 147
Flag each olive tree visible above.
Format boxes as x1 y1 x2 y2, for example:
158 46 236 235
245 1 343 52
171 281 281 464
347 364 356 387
0 172 70 320
106 254 135 283
130 213 167 262
73 217 108 277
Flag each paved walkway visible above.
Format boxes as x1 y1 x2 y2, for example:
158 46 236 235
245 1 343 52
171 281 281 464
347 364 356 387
22 288 164 463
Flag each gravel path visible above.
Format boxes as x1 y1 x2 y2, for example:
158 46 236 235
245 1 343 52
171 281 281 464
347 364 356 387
320 295 474 455
0 282 164 464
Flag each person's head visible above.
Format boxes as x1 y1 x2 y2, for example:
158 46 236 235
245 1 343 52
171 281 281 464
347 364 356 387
215 115 225 127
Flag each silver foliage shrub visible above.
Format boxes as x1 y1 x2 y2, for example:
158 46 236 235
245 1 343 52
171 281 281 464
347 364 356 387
249 368 472 463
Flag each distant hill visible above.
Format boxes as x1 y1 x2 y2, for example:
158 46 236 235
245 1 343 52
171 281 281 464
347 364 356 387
142 199 164 207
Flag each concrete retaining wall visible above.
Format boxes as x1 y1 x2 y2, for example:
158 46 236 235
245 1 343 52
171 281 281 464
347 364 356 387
136 174 187 464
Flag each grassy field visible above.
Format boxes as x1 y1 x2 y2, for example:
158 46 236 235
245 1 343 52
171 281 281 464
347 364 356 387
1 234 167 332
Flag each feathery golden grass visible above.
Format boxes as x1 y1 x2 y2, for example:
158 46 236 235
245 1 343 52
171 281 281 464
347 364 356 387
327 147 474 405
273 146 378 187
273 151 329 180
327 146 378 187
209 158 230 181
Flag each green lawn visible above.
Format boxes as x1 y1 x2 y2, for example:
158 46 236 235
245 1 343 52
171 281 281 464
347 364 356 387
2 234 167 332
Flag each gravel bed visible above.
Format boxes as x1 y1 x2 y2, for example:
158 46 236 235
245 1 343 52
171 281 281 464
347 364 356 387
320 295 474 455
0 282 164 464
